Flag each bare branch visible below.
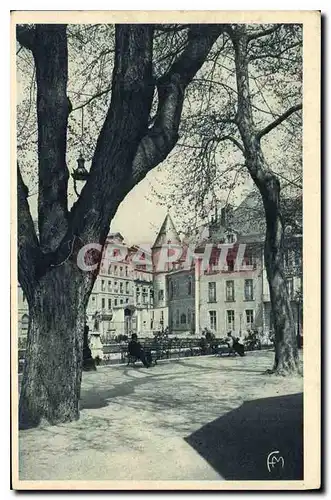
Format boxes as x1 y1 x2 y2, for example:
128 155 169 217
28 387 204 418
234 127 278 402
257 104 302 140
247 25 281 42
132 24 226 183
216 134 244 153
71 86 112 111
67 25 155 246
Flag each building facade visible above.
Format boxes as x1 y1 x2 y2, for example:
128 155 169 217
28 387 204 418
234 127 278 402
17 198 303 346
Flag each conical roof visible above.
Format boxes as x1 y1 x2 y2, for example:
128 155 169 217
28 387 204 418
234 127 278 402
152 214 181 248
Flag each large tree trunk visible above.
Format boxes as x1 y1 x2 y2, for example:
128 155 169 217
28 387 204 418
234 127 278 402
262 175 300 375
231 25 300 375
19 263 88 429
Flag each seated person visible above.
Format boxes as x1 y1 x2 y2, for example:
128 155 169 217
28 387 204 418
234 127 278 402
128 334 152 367
226 331 235 349
199 336 208 355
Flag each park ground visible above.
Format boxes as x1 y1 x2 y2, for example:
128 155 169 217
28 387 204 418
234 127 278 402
19 350 303 482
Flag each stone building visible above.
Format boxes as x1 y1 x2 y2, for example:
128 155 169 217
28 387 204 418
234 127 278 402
17 194 303 346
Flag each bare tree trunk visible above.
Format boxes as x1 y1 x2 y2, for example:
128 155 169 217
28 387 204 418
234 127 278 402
261 174 300 374
19 264 88 428
231 25 301 375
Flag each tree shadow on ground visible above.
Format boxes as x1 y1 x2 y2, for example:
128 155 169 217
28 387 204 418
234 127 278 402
185 392 303 480
79 368 197 410
174 359 265 374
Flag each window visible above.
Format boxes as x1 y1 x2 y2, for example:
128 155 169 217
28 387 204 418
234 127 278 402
244 279 254 301
160 311 164 321
176 310 179 325
126 282 129 294
120 299 123 305
226 310 235 331
125 266 128 277
246 309 254 327
209 311 217 331
114 280 118 290
108 298 112 310
102 298 105 309
120 282 123 293
158 289 164 301
227 233 235 243
114 298 118 306
227 260 234 272
180 313 186 324
286 278 294 299
188 277 192 295
114 265 118 276
101 280 105 291
108 264 112 274
226 280 235 301
126 298 129 304
120 266 123 276
108 280 112 292
208 282 216 302
245 249 255 268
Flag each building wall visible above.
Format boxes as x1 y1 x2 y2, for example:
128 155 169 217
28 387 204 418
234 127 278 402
199 266 264 338
167 270 195 334
152 273 168 309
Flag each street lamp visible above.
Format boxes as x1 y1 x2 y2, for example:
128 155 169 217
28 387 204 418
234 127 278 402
71 152 89 197
71 108 89 196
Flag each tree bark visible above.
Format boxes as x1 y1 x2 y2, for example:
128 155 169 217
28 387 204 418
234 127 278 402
19 263 88 429
231 25 300 375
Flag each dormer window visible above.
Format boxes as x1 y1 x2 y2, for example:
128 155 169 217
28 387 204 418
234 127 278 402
227 233 235 244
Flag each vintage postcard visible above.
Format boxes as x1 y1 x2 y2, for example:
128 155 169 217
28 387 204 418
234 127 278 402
11 10 321 490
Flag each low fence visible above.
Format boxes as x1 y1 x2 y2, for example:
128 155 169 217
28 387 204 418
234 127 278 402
18 338 273 373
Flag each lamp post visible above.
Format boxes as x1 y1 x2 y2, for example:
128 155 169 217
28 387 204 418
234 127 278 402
71 108 89 196
71 152 89 197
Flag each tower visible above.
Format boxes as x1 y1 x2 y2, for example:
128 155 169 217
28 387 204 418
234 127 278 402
151 213 181 331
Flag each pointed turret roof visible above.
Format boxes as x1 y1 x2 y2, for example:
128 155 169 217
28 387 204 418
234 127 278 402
152 214 181 248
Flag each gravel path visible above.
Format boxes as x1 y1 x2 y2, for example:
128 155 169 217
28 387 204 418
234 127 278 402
19 351 303 482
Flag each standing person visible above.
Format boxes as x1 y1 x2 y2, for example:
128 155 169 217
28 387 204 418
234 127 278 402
127 334 151 367
83 324 97 371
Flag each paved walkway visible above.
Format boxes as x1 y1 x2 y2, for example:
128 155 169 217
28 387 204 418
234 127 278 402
19 351 303 481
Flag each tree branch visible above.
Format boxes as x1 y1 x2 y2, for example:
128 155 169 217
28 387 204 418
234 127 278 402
257 104 302 140
16 25 36 51
67 25 155 248
33 25 70 252
71 86 112 111
132 24 226 183
216 134 244 153
247 25 281 42
17 164 41 300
